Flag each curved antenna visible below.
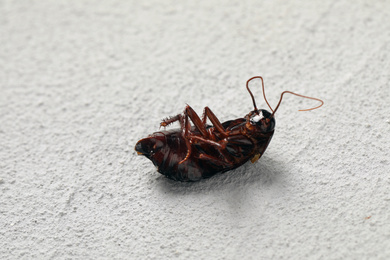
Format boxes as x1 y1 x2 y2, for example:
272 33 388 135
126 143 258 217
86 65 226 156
246 76 273 113
271 91 324 117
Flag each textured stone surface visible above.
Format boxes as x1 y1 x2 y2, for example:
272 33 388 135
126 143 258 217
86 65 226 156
1 0 389 259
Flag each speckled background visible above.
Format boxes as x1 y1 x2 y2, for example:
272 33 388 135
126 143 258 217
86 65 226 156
1 0 389 259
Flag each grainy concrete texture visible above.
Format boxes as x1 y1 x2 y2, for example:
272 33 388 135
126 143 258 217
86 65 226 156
1 1 389 259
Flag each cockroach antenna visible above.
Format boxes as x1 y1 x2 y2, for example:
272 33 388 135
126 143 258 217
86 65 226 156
271 91 324 117
246 76 273 113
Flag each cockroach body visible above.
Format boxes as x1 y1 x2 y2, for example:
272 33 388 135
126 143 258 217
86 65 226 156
135 76 323 182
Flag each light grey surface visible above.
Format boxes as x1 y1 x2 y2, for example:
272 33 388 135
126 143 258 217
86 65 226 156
1 1 390 259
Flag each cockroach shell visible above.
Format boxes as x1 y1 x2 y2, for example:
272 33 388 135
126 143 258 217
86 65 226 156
135 118 274 181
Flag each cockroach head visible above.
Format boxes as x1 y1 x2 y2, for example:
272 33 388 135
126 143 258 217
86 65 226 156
247 109 275 133
245 76 323 131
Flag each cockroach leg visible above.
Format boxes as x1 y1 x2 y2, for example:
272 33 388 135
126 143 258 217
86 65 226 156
189 136 235 165
190 136 224 148
179 105 209 164
179 134 192 164
198 154 233 168
178 108 192 164
250 153 261 163
202 107 228 138
183 105 209 138
160 114 181 128
179 106 228 164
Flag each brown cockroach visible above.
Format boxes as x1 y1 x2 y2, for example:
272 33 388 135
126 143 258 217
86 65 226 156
135 76 323 182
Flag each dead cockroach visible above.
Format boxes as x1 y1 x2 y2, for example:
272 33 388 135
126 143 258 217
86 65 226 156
135 76 323 181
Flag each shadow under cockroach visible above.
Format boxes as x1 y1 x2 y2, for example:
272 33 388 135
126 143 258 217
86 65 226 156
154 154 288 195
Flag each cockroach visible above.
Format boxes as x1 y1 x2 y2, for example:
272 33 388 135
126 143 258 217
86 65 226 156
135 76 323 182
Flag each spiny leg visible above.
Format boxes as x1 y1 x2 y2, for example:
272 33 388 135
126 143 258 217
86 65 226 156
160 114 182 128
159 111 191 164
179 105 210 164
183 105 209 138
198 154 234 168
162 105 228 164
190 136 235 165
190 135 223 149
181 106 237 164
180 109 192 164
202 107 228 138
161 105 209 138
